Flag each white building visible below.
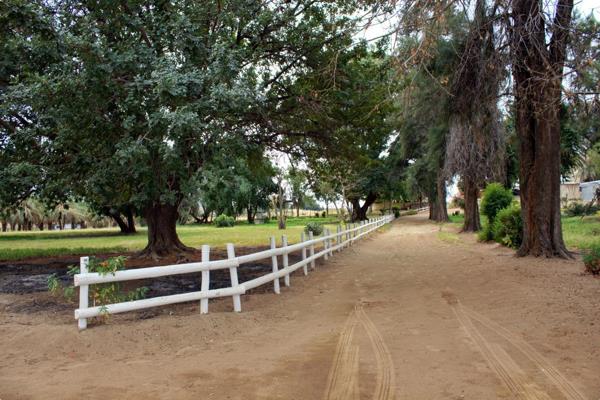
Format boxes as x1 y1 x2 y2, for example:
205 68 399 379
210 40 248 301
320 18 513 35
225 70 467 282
579 180 600 202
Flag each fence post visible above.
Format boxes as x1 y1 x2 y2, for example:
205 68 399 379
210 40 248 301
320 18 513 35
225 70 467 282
336 225 342 252
78 256 89 331
309 231 316 269
282 235 290 287
270 236 280 294
200 245 210 314
327 229 333 257
227 243 242 312
323 230 329 260
301 232 308 276
345 224 349 247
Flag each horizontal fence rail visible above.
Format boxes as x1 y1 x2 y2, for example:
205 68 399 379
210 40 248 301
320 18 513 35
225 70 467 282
74 215 394 329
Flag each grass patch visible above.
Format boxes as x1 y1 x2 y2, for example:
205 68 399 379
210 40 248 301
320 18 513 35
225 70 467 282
448 213 465 225
437 231 460 244
562 215 600 251
0 216 343 261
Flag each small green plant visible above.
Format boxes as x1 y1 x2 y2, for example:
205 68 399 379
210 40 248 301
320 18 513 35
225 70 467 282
582 245 600 275
304 221 324 236
392 206 400 218
47 266 79 301
47 273 61 295
321 211 327 218
492 205 523 249
47 256 148 321
214 214 235 227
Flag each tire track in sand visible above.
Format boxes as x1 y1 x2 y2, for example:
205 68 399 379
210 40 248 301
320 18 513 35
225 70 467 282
323 303 395 400
355 303 396 400
444 290 587 400
323 310 361 400
460 304 587 400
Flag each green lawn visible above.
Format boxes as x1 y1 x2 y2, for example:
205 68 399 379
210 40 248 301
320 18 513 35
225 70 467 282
447 213 600 250
562 215 600 250
0 216 344 261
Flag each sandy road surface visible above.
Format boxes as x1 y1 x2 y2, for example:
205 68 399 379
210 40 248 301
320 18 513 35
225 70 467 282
1 214 598 399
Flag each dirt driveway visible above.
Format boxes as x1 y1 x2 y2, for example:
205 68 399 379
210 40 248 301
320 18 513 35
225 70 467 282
1 214 598 399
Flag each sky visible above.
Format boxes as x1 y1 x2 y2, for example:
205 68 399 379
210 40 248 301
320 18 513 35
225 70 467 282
359 0 600 42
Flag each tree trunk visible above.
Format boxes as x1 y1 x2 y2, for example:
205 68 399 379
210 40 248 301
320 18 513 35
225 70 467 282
435 176 449 222
429 202 437 221
110 213 131 234
108 208 136 234
247 207 255 224
463 178 481 231
277 180 286 229
351 192 377 221
140 203 193 258
512 0 573 257
1 221 6 232
125 206 137 234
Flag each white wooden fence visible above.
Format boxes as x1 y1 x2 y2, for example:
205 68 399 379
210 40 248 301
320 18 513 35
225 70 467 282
74 215 394 329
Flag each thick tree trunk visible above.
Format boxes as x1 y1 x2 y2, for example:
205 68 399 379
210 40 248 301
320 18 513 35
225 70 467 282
512 0 573 257
350 192 377 221
429 202 437 221
1 222 6 232
110 213 131 234
125 206 136 234
247 207 255 224
463 178 481 231
140 203 192 258
108 207 136 234
430 177 449 222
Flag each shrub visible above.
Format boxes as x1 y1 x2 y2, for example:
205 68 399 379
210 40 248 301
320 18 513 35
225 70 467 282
392 206 400 218
564 202 599 217
478 225 494 242
481 183 514 224
214 214 235 227
304 222 323 236
492 205 523 249
321 211 327 218
582 245 600 275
